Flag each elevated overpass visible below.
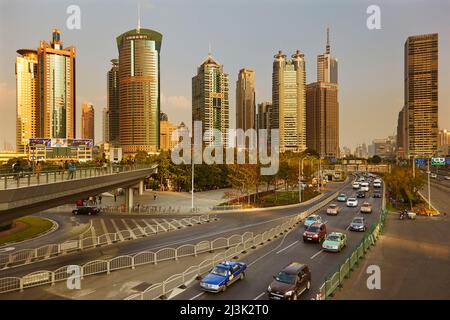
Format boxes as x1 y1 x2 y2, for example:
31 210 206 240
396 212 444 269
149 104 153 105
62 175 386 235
0 164 157 223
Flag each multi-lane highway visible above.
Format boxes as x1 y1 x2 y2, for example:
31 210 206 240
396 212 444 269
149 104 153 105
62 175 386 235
0 180 349 280
174 180 383 300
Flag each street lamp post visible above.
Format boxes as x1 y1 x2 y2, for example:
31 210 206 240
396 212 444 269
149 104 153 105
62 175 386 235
427 157 431 211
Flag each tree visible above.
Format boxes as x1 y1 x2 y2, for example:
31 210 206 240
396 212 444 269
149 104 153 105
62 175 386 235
384 165 425 209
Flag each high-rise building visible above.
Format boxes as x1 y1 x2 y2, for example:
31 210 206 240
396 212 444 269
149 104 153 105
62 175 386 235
107 59 120 145
404 33 438 157
103 107 109 143
236 68 256 132
396 106 406 158
257 102 272 131
117 27 162 154
371 137 396 159
438 129 450 147
159 112 178 151
192 53 229 147
317 28 338 84
306 82 339 158
272 50 306 153
37 28 76 139
81 103 95 142
15 49 39 153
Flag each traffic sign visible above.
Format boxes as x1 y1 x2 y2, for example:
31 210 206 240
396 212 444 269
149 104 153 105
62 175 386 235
431 157 446 166
415 158 427 165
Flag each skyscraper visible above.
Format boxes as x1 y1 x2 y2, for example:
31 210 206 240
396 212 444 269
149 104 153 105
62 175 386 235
15 49 39 153
159 112 178 151
236 68 256 132
107 59 119 145
81 103 95 142
117 27 162 154
404 33 438 157
103 107 109 143
37 28 76 139
192 53 230 147
317 28 338 84
306 82 339 158
257 102 272 131
396 106 406 158
272 50 306 153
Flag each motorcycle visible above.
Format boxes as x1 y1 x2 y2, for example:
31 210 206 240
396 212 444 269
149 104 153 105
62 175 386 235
399 209 416 220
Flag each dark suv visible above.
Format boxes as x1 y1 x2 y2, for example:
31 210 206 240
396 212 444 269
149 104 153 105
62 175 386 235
303 222 327 243
356 191 366 198
267 262 311 300
72 200 100 216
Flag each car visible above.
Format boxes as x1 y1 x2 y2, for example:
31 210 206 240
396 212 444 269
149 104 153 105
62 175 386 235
349 216 367 232
72 200 100 215
267 262 311 300
337 194 347 202
356 191 366 198
372 192 382 198
322 232 347 252
303 222 327 243
445 176 450 180
200 261 247 293
360 182 369 192
352 182 360 189
373 181 382 188
358 177 365 182
360 202 373 213
430 173 437 179
346 197 358 207
326 204 340 215
303 214 323 229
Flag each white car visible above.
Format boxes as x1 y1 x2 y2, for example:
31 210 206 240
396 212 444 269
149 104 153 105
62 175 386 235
352 182 360 189
360 182 369 192
430 173 437 179
346 198 358 207
445 176 450 180
373 182 381 188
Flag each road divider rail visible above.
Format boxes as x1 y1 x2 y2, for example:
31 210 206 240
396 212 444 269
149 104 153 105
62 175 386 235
0 214 217 270
0 190 340 295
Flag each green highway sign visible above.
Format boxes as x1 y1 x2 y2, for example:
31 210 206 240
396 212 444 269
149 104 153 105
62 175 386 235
431 157 446 166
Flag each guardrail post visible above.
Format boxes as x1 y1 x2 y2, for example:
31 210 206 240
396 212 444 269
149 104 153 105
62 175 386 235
46 172 49 184
131 257 135 269
27 174 31 186
4 176 7 189
20 278 24 292
194 246 197 257
51 272 55 286
16 175 20 188
57 243 61 255
107 261 111 274
175 250 178 261
37 173 40 185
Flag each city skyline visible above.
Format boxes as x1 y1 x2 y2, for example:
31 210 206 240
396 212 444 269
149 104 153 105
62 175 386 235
1 0 449 151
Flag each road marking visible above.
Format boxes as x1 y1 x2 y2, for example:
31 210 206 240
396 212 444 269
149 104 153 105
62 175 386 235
276 240 299 254
99 219 112 244
121 219 137 239
163 219 177 230
110 219 124 241
132 219 145 233
142 219 157 234
189 292 204 300
254 292 266 300
153 219 167 232
248 229 293 267
310 249 324 260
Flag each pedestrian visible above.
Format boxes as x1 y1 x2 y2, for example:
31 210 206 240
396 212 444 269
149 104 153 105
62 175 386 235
67 161 76 179
35 161 42 174
98 195 102 205
12 160 21 180
114 192 117 202
153 192 157 200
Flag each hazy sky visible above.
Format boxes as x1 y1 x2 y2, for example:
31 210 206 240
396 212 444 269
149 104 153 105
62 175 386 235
0 0 449 150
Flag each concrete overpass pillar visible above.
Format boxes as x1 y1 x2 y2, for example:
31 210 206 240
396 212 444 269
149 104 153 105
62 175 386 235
125 188 134 213
139 181 144 196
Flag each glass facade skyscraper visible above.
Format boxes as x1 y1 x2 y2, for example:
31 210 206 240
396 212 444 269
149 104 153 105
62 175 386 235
117 28 162 154
107 59 120 145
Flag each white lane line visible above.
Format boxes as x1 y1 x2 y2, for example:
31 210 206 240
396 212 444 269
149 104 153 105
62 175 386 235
110 219 124 241
122 219 137 239
276 240 299 254
310 249 324 260
99 219 111 244
190 292 204 300
254 292 266 300
248 229 292 267
142 219 157 234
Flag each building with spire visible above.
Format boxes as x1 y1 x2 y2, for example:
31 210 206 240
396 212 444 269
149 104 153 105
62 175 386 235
192 53 230 147
317 28 338 84
107 59 119 145
37 28 76 139
116 22 162 154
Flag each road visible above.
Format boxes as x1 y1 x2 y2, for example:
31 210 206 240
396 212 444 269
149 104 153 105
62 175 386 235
0 180 348 279
173 181 383 300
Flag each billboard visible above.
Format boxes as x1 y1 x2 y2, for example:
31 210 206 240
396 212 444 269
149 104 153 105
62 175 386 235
431 157 446 166
29 138 51 147
71 139 93 148
415 158 427 165
51 138 68 148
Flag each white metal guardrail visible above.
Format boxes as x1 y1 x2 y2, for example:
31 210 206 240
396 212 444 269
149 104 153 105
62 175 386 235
0 214 217 270
0 189 339 295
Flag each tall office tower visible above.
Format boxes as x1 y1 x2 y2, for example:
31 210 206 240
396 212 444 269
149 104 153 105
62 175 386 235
103 107 110 143
396 106 407 158
438 129 450 147
192 53 230 147
159 112 178 151
404 33 438 157
107 59 120 146
236 68 256 132
15 49 39 153
117 27 162 154
37 28 76 139
272 50 306 153
257 102 272 131
306 82 339 158
317 28 338 84
81 102 95 141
